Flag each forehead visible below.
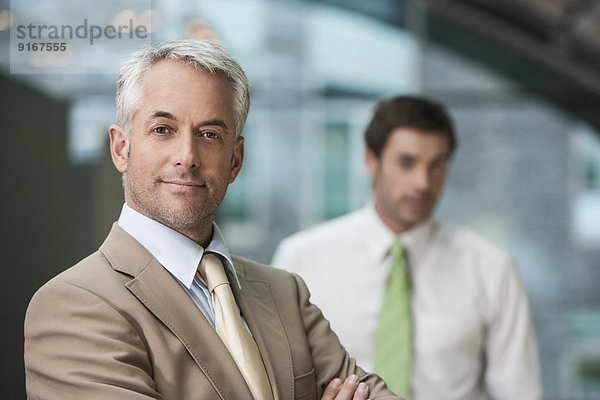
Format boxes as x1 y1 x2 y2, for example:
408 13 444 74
383 127 451 158
137 60 234 113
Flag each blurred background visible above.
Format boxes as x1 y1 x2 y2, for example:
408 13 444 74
1 0 600 398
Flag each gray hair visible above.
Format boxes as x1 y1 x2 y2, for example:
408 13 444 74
116 39 250 143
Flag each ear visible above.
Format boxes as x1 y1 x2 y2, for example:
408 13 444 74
109 124 128 173
365 148 379 179
228 136 245 183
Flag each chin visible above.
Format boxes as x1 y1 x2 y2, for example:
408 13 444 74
404 215 428 227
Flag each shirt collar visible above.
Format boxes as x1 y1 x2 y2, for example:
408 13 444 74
363 202 435 267
117 203 240 289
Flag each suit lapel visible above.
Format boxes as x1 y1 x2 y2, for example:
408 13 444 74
100 224 254 400
231 258 294 400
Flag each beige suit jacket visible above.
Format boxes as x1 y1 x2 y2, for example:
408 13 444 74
25 224 398 400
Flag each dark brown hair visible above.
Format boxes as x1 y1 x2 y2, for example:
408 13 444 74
365 95 456 158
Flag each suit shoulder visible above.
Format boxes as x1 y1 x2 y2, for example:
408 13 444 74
28 249 130 311
233 255 313 287
233 255 293 280
38 250 110 287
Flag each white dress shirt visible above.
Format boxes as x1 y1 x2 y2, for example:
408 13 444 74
118 203 240 326
272 204 541 400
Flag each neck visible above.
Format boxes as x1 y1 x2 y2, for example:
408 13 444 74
125 202 214 247
165 221 214 248
374 203 414 235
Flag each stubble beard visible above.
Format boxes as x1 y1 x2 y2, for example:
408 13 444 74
376 193 434 234
126 172 227 238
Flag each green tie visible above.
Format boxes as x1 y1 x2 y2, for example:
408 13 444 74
375 241 412 399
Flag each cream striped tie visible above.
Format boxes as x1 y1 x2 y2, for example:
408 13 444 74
198 254 273 400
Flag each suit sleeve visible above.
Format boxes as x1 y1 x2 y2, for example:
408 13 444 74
484 260 542 399
291 273 400 400
24 281 163 400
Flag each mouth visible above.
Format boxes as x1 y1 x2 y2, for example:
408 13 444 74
163 180 202 186
404 196 430 210
160 179 206 190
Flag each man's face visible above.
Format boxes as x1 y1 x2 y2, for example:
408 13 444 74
109 60 244 244
366 127 451 234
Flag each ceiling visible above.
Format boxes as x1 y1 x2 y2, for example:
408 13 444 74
3 0 600 128
312 0 600 130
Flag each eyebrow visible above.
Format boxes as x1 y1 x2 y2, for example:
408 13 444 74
396 152 450 161
150 111 228 129
151 110 177 120
201 118 228 129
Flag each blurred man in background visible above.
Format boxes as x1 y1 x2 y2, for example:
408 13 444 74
273 95 541 399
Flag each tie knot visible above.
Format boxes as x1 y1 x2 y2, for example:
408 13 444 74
391 241 404 258
198 253 229 292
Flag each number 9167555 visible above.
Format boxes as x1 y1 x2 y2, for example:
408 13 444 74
17 42 67 51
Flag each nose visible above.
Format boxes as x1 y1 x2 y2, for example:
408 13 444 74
412 165 430 191
174 131 200 169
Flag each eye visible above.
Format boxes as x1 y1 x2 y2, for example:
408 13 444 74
430 158 448 171
399 156 415 169
201 131 221 140
152 126 172 135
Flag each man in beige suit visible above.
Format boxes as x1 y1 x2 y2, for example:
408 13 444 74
24 40 400 400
